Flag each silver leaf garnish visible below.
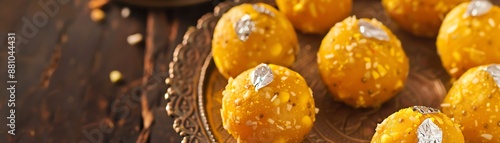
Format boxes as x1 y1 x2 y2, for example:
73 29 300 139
466 0 493 17
413 106 441 114
253 4 275 17
418 118 443 143
250 64 274 91
234 14 255 42
358 19 390 41
485 64 500 88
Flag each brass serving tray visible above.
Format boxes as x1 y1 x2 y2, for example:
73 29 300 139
165 0 461 142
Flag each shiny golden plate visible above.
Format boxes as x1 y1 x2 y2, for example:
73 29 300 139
164 0 467 142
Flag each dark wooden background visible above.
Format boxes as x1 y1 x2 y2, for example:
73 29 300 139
2 0 500 143
0 0 218 142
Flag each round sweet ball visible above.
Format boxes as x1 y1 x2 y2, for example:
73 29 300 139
276 0 352 34
382 0 469 37
221 64 317 142
212 3 299 79
372 106 465 143
441 64 500 142
437 1 500 79
317 16 409 108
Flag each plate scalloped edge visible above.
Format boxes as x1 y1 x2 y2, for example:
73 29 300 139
164 1 245 143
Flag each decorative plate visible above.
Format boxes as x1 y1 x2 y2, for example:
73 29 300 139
165 0 454 142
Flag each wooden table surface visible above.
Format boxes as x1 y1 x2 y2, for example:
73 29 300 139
0 0 218 142
3 0 499 143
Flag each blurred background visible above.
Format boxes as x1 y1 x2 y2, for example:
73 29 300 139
0 0 222 142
